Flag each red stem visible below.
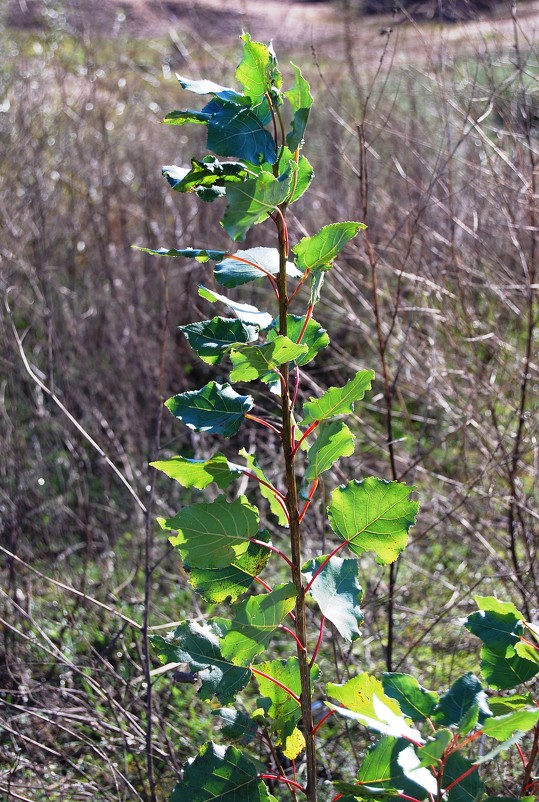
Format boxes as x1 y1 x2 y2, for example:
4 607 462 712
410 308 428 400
224 252 280 301
240 469 287 501
312 708 334 736
299 479 319 523
254 575 272 592
291 365 301 407
296 305 314 344
251 668 300 703
245 413 282 436
304 541 348 594
292 420 320 457
289 268 310 302
520 637 539 651
310 615 325 667
280 624 307 651
249 538 295 569
444 764 479 793
260 775 306 794
448 730 483 754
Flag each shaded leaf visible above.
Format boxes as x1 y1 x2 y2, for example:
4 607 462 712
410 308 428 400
433 673 491 728
328 478 419 565
304 421 355 482
163 157 249 202
212 708 259 743
442 752 483 802
180 317 258 365
267 314 329 367
152 621 250 705
199 286 273 329
285 63 313 150
221 583 297 666
187 532 271 603
302 369 374 424
214 247 300 288
170 742 271 802
136 246 227 262
165 381 254 437
358 736 431 800
293 222 366 272
223 173 291 240
480 645 539 690
150 453 241 489
230 336 307 382
382 673 439 722
302 555 363 642
164 495 258 569
488 693 534 716
464 596 523 656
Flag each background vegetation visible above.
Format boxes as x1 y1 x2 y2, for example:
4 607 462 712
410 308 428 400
1 1 538 799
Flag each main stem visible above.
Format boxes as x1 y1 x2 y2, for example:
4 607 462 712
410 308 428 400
276 210 317 801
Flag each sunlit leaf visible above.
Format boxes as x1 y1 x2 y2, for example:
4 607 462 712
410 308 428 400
293 222 366 272
267 314 329 367
357 736 431 800
464 596 524 656
301 369 374 424
239 449 288 526
382 673 439 722
230 337 308 382
236 33 281 104
285 63 313 150
221 583 297 666
176 75 246 103
304 421 356 482
170 742 271 802
302 555 363 642
152 621 251 705
164 495 259 569
165 381 254 437
187 532 271 603
163 157 250 202
150 453 241 489
180 317 258 365
214 247 300 288
488 693 534 716
135 246 227 262
328 478 419 565
199 286 273 329
481 707 539 741
223 173 291 240
416 729 452 768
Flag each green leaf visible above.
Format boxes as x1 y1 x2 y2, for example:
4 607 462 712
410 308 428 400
267 314 329 367
382 673 439 722
163 157 249 201
480 644 539 690
150 453 241 490
223 172 291 240
236 34 280 104
515 638 539 665
285 63 313 150
152 621 251 705
180 317 258 365
416 729 452 767
165 381 254 437
239 449 288 526
186 533 271 603
433 673 491 727
199 286 273 329
206 98 276 165
326 673 423 742
176 76 246 103
304 421 356 482
170 742 271 802
442 752 483 802
358 736 433 800
256 657 319 759
481 707 539 740
230 336 307 382
163 108 212 126
328 478 419 565
288 154 314 203
302 556 363 642
293 222 366 272
214 247 301 288
220 583 297 666
213 708 259 742
164 495 259 569
135 246 227 261
301 369 374 424
331 785 400 801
